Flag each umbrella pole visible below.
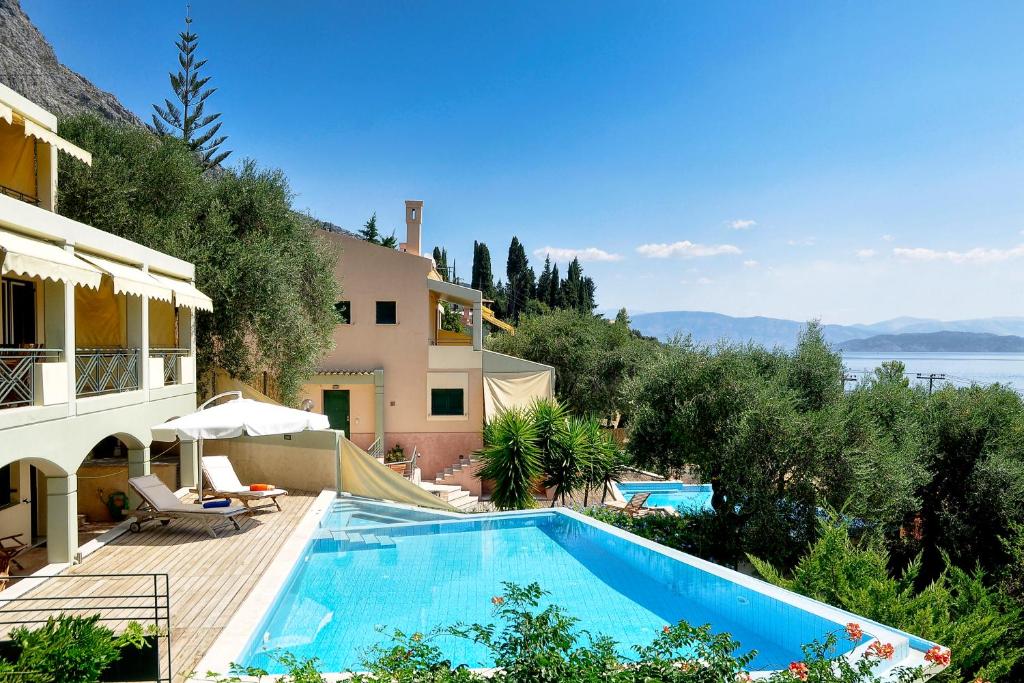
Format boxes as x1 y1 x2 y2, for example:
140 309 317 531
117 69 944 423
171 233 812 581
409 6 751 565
197 438 204 501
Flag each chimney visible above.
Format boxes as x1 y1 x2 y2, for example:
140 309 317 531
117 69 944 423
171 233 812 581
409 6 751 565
400 200 423 255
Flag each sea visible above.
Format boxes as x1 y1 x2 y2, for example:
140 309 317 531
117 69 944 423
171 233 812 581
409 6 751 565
841 352 1024 393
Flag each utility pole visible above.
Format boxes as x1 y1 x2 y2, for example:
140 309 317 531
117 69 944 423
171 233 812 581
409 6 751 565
916 373 945 396
842 372 858 392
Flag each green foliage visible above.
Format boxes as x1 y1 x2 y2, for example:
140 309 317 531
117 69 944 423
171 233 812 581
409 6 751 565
151 20 231 168
488 309 659 419
5 615 148 683
359 213 398 248
750 516 1024 682
543 415 597 506
57 115 339 405
584 507 723 561
504 237 534 323
471 241 494 297
477 409 542 510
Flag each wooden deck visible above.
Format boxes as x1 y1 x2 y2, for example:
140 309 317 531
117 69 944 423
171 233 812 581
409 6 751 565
0 491 318 682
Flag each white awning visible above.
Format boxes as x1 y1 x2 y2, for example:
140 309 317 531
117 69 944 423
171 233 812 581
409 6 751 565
149 272 214 312
0 102 12 125
76 253 172 301
22 118 92 166
0 228 103 289
151 397 330 441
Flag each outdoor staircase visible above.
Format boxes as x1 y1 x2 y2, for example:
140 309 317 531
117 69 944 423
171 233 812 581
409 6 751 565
434 456 479 487
318 528 397 551
418 481 479 511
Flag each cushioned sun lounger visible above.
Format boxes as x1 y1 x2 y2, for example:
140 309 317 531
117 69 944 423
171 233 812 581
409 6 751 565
202 456 288 511
128 475 248 538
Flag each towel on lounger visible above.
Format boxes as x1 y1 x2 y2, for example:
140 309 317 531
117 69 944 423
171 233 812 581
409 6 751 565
248 484 274 491
202 499 231 508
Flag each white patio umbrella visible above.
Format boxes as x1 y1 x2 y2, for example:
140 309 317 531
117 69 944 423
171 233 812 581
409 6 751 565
151 392 332 499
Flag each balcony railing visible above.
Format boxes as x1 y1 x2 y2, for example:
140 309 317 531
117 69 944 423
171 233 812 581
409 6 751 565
75 348 140 397
0 183 40 206
0 348 62 409
150 347 190 385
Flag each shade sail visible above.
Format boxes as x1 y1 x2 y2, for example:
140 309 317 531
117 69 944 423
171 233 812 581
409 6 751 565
151 397 330 441
149 272 213 311
0 228 103 289
483 371 554 419
77 253 172 301
21 118 92 165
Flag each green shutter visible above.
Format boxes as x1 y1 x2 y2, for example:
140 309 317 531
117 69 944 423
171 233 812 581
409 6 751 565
431 388 464 416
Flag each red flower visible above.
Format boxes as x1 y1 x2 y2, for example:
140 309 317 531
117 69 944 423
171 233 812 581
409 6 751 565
866 641 895 660
788 661 809 681
845 622 864 641
491 596 504 606
924 645 951 666
662 625 671 633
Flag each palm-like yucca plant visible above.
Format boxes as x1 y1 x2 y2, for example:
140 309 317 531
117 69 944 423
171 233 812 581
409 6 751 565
546 415 597 507
579 418 626 506
477 409 541 510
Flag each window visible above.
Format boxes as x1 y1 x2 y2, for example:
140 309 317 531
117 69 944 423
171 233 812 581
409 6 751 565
334 301 351 324
376 301 397 325
0 465 14 509
431 388 464 416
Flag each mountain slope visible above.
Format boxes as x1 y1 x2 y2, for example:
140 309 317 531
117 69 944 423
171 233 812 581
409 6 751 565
838 331 1024 353
629 310 1024 349
0 0 140 124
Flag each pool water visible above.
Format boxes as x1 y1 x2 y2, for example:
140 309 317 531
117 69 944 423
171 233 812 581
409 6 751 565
240 508 872 673
325 497 457 527
617 482 714 513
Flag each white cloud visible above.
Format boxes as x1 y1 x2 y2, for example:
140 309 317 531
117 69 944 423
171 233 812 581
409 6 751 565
881 234 895 242
856 248 876 258
743 260 759 268
696 277 714 285
728 219 757 230
787 237 816 247
534 246 622 263
635 241 742 259
893 244 1024 264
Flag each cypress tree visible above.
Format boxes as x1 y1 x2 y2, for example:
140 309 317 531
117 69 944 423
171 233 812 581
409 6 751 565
548 262 560 308
537 256 552 306
471 241 494 296
151 10 231 169
505 237 530 322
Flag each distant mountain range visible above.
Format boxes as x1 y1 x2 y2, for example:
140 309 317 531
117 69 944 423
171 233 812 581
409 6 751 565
627 310 1024 351
838 331 1024 353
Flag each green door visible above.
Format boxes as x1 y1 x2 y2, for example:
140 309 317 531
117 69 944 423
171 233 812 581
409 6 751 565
323 390 351 435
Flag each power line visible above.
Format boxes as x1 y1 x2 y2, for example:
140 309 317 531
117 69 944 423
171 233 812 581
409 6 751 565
916 373 946 396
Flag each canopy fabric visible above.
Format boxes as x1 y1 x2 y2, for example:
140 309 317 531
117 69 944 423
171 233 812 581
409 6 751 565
0 228 103 289
149 272 213 311
21 118 92 165
340 438 456 511
151 397 330 441
481 306 515 334
77 253 172 301
483 371 554 419
0 102 12 125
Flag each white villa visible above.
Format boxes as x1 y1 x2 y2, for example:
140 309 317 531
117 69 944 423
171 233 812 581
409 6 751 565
0 83 211 566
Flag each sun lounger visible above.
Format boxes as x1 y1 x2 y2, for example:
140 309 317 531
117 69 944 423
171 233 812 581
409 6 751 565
0 533 28 570
202 456 288 511
619 491 669 518
128 475 248 538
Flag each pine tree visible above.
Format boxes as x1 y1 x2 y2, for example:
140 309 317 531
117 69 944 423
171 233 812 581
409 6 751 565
581 276 597 313
614 307 630 326
380 231 398 249
151 10 231 169
359 213 381 244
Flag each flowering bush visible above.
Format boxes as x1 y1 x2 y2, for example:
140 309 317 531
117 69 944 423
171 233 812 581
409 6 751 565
212 584 934 683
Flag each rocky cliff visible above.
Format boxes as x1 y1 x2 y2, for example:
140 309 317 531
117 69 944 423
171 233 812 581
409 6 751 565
0 0 140 124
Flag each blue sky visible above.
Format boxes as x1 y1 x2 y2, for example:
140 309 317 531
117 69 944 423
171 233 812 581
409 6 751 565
25 1 1024 324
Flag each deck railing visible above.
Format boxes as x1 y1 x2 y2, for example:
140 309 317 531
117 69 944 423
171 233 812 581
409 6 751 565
0 348 62 409
150 347 190 385
0 184 40 206
0 572 172 682
75 348 140 397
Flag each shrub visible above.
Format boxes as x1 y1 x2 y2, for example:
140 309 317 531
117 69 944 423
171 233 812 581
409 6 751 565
750 516 1024 682
477 409 541 510
4 614 147 683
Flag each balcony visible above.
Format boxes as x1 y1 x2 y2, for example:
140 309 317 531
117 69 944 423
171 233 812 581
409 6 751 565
0 184 39 207
75 348 140 398
150 347 192 386
0 348 63 408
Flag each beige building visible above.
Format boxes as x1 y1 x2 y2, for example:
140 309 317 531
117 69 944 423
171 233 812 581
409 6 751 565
0 84 210 565
299 201 553 479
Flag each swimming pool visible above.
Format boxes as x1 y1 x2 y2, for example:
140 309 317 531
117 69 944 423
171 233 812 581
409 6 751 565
229 498 934 677
616 481 714 513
